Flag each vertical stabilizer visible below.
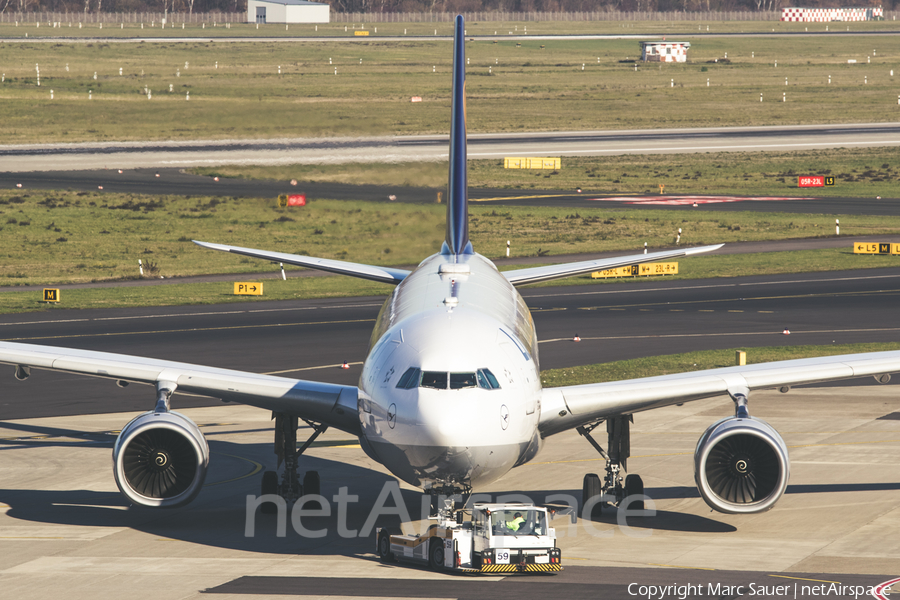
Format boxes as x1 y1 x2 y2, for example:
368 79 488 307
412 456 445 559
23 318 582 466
443 15 473 257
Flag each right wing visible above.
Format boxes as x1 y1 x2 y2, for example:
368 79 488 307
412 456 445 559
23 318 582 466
503 244 722 286
193 240 410 284
0 341 361 435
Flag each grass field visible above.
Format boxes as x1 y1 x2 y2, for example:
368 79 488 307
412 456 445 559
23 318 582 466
195 146 900 198
1 33 898 142
3 188 900 289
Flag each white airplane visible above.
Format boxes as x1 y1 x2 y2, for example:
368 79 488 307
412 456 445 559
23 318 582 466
3 16 900 518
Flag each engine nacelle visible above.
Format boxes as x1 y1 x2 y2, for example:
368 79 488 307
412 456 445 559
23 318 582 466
694 416 789 514
113 410 209 508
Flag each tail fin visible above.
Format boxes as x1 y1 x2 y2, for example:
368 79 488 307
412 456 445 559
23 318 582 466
443 15 473 257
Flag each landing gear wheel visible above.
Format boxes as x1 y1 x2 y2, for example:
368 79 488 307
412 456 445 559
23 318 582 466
624 474 644 511
260 470 279 515
303 471 321 508
378 527 399 562
261 470 278 495
582 473 602 519
303 471 320 496
429 539 445 570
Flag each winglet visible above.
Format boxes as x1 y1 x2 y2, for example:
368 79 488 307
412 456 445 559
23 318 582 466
442 15 473 257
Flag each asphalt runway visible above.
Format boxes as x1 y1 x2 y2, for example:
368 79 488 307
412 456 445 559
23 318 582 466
4 266 900 420
3 167 900 215
3 122 900 171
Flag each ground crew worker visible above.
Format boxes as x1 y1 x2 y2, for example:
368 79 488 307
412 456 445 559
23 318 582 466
506 512 525 532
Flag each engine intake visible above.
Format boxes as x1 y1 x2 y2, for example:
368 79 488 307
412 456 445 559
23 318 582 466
694 416 789 514
113 410 209 508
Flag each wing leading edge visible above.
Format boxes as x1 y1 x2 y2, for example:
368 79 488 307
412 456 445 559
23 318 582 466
539 349 900 437
0 341 361 435
503 244 723 286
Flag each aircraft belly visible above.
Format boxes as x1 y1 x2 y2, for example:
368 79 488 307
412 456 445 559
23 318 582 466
367 439 526 490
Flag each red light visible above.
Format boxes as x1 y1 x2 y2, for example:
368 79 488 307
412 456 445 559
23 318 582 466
484 558 491 564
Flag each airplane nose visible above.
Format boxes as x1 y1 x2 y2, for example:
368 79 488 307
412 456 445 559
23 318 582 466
437 411 467 438
417 392 478 445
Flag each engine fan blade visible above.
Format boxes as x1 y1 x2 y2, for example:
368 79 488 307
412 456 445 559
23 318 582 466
122 428 197 499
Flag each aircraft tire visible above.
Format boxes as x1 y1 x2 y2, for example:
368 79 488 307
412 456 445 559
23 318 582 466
624 474 644 511
261 470 279 515
303 471 322 509
302 471 320 496
583 473 602 519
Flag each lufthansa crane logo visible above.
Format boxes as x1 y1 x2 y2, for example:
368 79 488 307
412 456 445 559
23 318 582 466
500 404 509 430
387 403 397 429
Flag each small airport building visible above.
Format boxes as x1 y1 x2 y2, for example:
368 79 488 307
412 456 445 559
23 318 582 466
248 0 330 24
639 41 691 63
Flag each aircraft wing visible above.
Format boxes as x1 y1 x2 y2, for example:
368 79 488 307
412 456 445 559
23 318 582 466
0 341 361 435
502 244 723 286
539 350 900 436
193 240 410 285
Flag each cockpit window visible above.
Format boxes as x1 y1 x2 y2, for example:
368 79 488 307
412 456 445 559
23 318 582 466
450 373 477 389
420 371 447 389
405 368 501 390
396 367 420 390
478 369 501 390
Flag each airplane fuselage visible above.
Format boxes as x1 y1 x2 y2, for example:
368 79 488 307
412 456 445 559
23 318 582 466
357 252 544 491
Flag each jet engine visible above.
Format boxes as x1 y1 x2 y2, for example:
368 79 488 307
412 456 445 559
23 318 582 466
113 410 209 508
694 416 789 514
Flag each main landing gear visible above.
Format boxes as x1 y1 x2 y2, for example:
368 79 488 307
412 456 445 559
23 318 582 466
578 415 644 518
260 412 327 513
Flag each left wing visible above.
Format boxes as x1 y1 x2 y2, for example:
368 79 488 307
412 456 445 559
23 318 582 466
539 350 900 436
503 244 722 286
0 341 360 435
193 240 410 284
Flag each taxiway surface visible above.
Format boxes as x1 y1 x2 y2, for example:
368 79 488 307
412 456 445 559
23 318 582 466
1 391 898 600
3 267 900 419
4 167 899 215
